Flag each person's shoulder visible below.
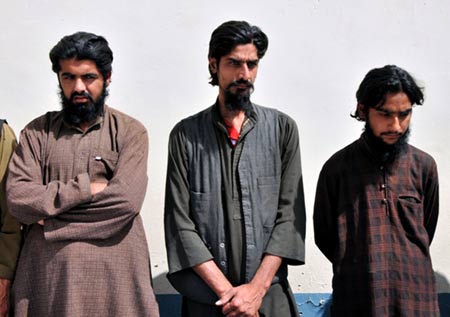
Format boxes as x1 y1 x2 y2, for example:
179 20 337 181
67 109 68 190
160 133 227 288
408 144 435 158
1 119 12 133
254 104 298 128
106 105 137 122
0 119 16 141
171 105 214 133
183 105 214 122
322 140 359 170
106 105 146 132
407 144 437 168
22 111 63 132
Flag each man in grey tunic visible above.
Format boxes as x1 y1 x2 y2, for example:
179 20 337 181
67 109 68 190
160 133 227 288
6 32 159 316
164 21 306 317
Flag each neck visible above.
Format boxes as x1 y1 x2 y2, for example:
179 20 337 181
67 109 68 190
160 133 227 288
218 100 246 131
363 128 409 162
79 121 92 132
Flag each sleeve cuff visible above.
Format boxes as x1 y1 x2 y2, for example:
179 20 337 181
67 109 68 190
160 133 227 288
77 173 92 203
0 265 14 280
167 230 214 273
265 222 305 265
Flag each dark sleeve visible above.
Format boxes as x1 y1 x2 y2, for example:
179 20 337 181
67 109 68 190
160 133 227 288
43 122 149 241
313 162 337 263
423 155 439 244
6 120 92 225
264 113 306 265
0 123 21 279
164 123 213 274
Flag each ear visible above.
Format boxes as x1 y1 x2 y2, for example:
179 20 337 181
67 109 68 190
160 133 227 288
357 103 366 121
105 72 112 86
209 58 217 73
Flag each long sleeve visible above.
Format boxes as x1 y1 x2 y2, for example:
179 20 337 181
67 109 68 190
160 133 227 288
264 114 306 265
313 164 337 263
44 123 149 242
164 123 213 273
6 118 92 225
0 123 21 279
423 156 439 244
7 110 149 242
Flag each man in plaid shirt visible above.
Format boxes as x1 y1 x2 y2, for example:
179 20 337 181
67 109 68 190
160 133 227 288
314 65 440 316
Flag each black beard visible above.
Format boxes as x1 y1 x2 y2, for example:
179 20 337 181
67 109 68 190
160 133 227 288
364 121 410 162
60 85 108 126
223 79 254 112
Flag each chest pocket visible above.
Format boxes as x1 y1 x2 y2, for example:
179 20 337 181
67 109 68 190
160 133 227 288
395 192 429 249
89 149 119 182
257 176 280 227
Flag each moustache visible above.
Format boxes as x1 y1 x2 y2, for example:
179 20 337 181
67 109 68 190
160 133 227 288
381 132 402 136
228 80 253 90
70 91 93 102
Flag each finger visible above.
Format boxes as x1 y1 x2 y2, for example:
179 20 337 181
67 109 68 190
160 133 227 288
215 288 236 306
222 302 233 315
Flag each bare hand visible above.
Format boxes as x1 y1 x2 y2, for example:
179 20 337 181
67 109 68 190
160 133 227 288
0 279 11 317
37 220 44 225
216 283 264 317
90 182 107 195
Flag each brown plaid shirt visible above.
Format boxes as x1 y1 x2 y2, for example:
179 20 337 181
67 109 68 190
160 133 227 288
314 133 439 317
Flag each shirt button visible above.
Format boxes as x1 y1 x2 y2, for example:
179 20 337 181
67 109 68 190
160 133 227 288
219 243 225 248
380 166 384 170
220 261 226 266
381 184 386 189
381 199 387 205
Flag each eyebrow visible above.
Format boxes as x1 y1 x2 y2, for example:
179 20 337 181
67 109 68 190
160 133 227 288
60 72 99 78
227 57 259 64
377 108 412 115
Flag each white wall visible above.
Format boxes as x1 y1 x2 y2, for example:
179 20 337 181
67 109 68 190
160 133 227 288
1 0 449 294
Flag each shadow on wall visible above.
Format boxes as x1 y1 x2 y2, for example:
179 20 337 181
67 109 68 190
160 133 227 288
436 271 450 317
153 272 182 317
153 271 174 294
436 271 450 293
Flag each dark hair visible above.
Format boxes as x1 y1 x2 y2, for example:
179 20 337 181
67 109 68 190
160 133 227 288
49 32 113 80
352 65 424 121
208 21 268 86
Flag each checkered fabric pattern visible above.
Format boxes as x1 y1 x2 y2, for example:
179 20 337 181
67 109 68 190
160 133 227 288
314 133 439 317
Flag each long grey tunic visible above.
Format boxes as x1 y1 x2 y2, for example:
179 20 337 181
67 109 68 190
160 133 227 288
165 104 306 316
6 106 159 317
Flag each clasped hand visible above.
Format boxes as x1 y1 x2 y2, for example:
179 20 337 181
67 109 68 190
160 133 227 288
216 282 264 317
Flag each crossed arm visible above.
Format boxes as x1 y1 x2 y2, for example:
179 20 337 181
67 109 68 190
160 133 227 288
7 120 149 241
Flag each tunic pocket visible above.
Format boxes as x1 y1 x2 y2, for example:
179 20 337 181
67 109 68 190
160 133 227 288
189 191 212 242
89 150 119 181
397 194 422 222
396 193 428 251
257 176 280 227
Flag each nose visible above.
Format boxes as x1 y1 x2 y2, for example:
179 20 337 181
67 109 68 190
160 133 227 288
239 64 251 81
388 116 402 132
74 78 87 93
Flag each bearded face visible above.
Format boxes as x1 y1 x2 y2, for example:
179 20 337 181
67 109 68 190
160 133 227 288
223 79 254 112
60 84 108 126
57 58 111 127
364 119 410 159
